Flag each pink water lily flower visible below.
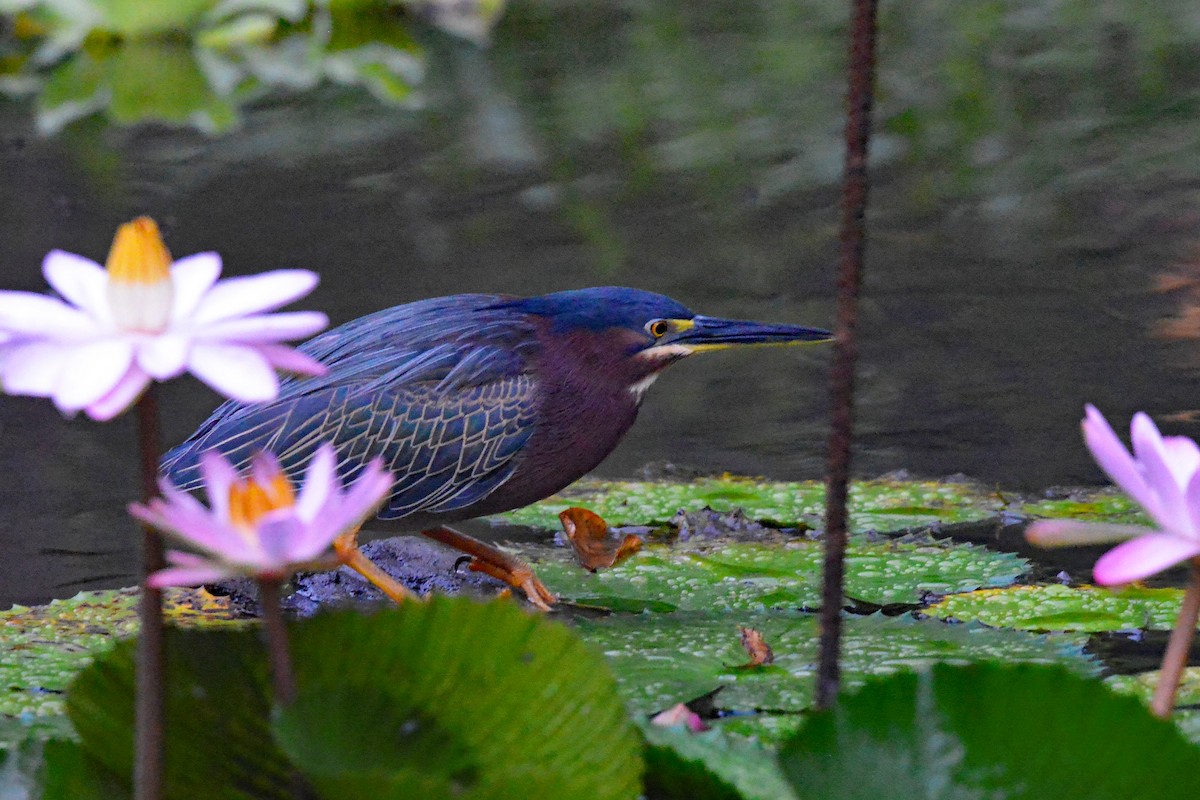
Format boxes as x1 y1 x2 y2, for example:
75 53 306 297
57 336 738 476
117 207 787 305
0 217 328 420
1027 405 1200 585
650 703 710 733
131 444 393 586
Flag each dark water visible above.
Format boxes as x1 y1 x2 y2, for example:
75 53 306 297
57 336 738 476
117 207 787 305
5 0 1200 606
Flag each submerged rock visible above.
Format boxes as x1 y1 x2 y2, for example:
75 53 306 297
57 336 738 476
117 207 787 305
671 506 775 542
210 535 510 616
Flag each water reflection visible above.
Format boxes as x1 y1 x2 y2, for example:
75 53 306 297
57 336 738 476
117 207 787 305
4 0 1200 605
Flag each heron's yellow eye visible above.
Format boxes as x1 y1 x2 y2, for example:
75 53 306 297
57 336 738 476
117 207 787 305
647 319 670 338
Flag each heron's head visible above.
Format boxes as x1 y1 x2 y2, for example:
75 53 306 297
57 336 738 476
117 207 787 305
507 287 831 396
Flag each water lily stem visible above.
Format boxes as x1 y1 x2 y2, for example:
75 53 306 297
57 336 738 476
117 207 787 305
816 0 879 710
1151 558 1200 718
135 384 165 800
258 578 296 705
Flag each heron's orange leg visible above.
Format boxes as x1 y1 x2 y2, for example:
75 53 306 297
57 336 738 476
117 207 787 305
421 526 557 611
334 524 419 604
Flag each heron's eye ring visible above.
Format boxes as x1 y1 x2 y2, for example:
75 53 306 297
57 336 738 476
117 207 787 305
647 319 670 338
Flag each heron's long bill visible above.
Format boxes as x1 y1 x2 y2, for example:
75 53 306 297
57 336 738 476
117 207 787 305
671 315 832 351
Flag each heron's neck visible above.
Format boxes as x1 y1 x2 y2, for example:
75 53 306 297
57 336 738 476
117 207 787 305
513 327 644 487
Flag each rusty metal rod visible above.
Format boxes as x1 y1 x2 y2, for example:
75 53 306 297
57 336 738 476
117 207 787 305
816 0 880 710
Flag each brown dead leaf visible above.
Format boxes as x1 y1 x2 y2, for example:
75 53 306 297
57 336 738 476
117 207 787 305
735 626 775 668
558 507 643 572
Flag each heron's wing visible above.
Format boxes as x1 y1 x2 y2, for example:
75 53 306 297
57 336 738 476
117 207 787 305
161 295 542 519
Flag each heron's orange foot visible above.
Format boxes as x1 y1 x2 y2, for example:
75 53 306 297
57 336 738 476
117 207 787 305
422 526 558 611
333 525 419 605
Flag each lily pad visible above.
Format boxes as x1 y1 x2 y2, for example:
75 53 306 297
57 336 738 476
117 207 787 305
38 41 238 135
712 714 806 749
927 584 1186 631
0 588 244 728
779 663 1200 800
1020 490 1150 525
642 722 795 800
1106 668 1200 745
494 477 1004 533
574 611 1093 716
521 537 1028 612
64 598 642 800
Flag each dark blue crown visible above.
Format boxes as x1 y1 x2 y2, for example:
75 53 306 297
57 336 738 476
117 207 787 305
502 287 695 333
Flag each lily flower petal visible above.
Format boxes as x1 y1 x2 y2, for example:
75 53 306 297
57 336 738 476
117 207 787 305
1187 469 1200 537
0 218 326 420
296 444 337 521
257 513 307 562
147 560 233 589
157 478 208 515
138 334 191 380
189 270 320 324
249 450 287 491
310 458 392 541
256 344 327 376
85 365 150 421
169 253 223 320
1025 519 1153 547
1162 436 1200 489
1082 405 1159 520
0 341 72 396
53 340 135 412
138 447 394 587
200 449 239 522
1131 412 1194 533
196 311 330 343
187 343 279 402
42 250 109 316
1033 407 1200 585
0 291 97 338
1094 533 1200 585
130 500 257 562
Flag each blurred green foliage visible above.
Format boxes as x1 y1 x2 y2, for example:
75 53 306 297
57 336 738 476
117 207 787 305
0 0 505 133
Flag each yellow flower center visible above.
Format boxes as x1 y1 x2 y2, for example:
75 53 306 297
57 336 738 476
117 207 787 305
104 216 175 333
228 472 296 532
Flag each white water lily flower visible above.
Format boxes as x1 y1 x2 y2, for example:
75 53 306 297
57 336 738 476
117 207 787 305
132 444 393 586
0 217 328 420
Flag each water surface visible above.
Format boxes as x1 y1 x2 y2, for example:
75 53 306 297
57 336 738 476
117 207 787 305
4 0 1200 604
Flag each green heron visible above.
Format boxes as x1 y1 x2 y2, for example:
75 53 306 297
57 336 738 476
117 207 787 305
162 287 830 607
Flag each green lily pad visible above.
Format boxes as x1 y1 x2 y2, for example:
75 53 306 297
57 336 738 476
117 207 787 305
642 722 795 800
321 3 421 104
274 682 480 798
1020 489 1150 525
495 478 1004 532
64 598 642 800
11 0 428 136
0 588 244 730
779 663 1200 800
711 714 806 749
87 0 216 36
37 40 237 135
107 40 236 131
522 537 1028 612
574 611 1093 716
927 584 1186 631
1106 668 1200 745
